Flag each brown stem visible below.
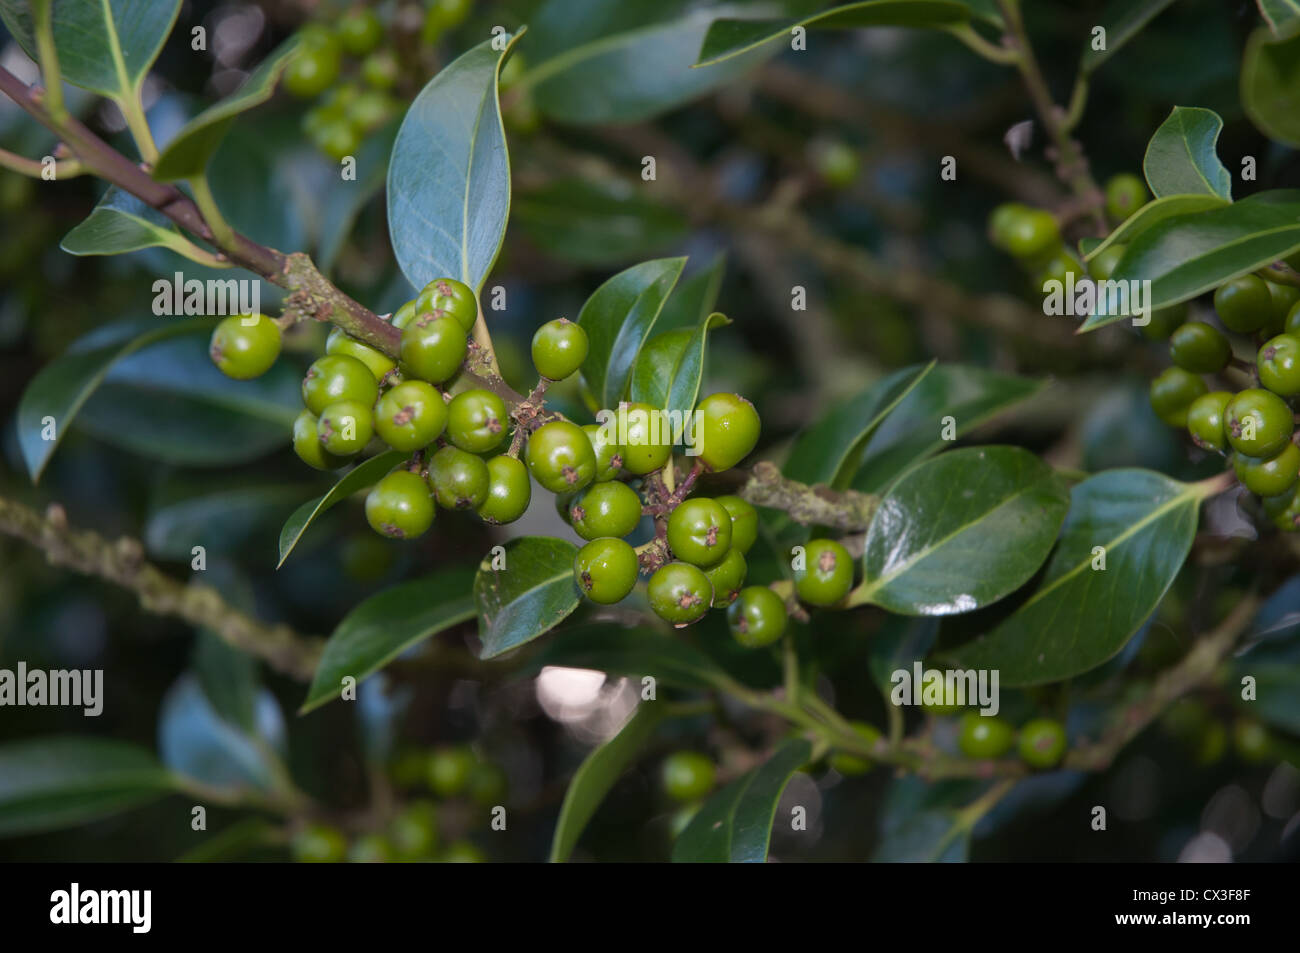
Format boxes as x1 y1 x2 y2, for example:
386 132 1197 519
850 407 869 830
738 462 879 532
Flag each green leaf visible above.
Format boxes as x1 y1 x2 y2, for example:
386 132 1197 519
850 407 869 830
474 537 581 659
577 257 686 410
195 630 260 735
695 1 971 68
1082 194 1231 264
656 253 727 334
153 38 300 181
850 365 1045 495
530 624 732 691
951 469 1208 686
16 317 216 482
0 0 180 100
0 737 178 837
318 119 400 275
1142 106 1232 201
61 187 204 259
1242 28 1300 148
302 569 477 713
629 312 731 439
1256 0 1300 36
855 447 1070 616
672 738 812 863
784 362 935 491
277 451 407 569
871 809 970 861
550 704 664 863
387 32 522 295
144 480 306 560
1079 0 1179 74
159 673 286 793
868 616 940 699
514 178 689 267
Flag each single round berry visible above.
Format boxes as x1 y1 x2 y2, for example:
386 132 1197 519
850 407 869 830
810 138 859 189
1186 391 1232 452
1264 281 1300 335
1266 483 1300 531
726 586 787 648
667 498 733 567
312 117 360 161
1234 719 1273 762
387 800 438 860
570 480 642 540
477 454 531 524
209 313 281 380
366 469 435 539
583 423 624 480
447 388 508 453
1169 322 1231 373
1018 718 1067 769
958 713 1014 759
794 538 854 606
284 39 341 98
427 446 489 510
660 752 715 802
318 400 373 456
1148 367 1208 428
618 402 673 475
573 537 639 604
703 547 746 607
988 202 1031 252
1214 275 1273 333
391 299 418 330
346 89 395 134
531 318 589 381
1285 300 1300 335
424 0 472 34
716 495 758 555
441 840 486 863
697 392 760 472
1087 243 1125 282
1141 301 1189 341
415 277 478 333
1034 250 1085 291
345 833 391 864
293 411 347 470
1002 207 1060 260
829 721 882 776
400 315 467 384
303 354 379 416
326 326 395 382
362 49 400 89
1225 388 1294 458
525 420 596 493
427 746 475 798
374 380 447 451
1234 443 1300 498
291 823 347 863
336 7 384 55
648 562 712 626
1257 333 1300 396
1104 172 1148 222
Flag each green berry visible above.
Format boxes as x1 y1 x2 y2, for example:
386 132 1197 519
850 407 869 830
1087 244 1125 282
618 402 673 475
346 89 395 134
424 0 472 34
391 299 418 330
1003 207 1060 260
531 318 589 381
583 423 624 480
293 411 347 470
1234 719 1273 762
1148 367 1208 428
696 392 760 472
661 752 715 802
1186 391 1232 452
829 721 882 776
716 495 758 555
427 746 475 798
326 326 395 381
1225 388 1294 458
1285 300 1300 335
1104 172 1148 222
1034 250 1085 290
1234 443 1300 498
477 454 531 524
525 420 596 493
1214 275 1273 333
1257 333 1300 396
810 138 858 189
361 49 400 90
1263 281 1300 335
284 41 341 98
726 585 787 648
958 713 1014 759
573 537 639 604
337 7 384 55
303 354 379 416
348 833 394 863
447 388 508 453
647 562 712 626
427 446 489 510
440 840 485 863
667 498 733 567
703 547 746 607
388 800 439 859
794 538 854 606
415 277 478 333
400 315 468 384
1140 302 1189 341
313 118 360 161
318 399 374 456
988 202 1031 251
570 481 642 540
209 313 281 380
1018 718 1067 769
374 380 448 451
1265 483 1300 531
1169 322 1231 373
366 470 435 539
292 823 347 863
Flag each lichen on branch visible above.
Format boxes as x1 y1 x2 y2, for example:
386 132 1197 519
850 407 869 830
737 461 879 531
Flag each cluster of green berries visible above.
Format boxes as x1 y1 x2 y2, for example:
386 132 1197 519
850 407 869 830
955 713 1068 769
659 750 716 839
1161 700 1279 766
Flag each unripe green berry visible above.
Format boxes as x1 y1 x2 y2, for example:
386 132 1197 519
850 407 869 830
666 498 733 567
1225 387 1294 458
292 823 347 863
531 318 589 381
726 585 787 648
427 746 475 797
391 299 418 330
284 39 341 98
829 721 881 776
716 495 758 555
573 537 639 604
415 277 477 333
293 411 347 470
318 399 374 456
794 538 854 606
661 752 715 802
958 712 1014 759
1087 244 1125 282
387 800 438 860
1149 367 1208 428
1003 207 1060 260
374 380 448 451
336 7 384 55
400 314 468 384
696 392 760 472
647 562 712 626
1214 275 1273 333
1265 483 1300 531
1233 444 1300 498
1034 250 1085 291
209 313 281 380
526 420 596 493
570 480 642 540
477 454 531 524
583 423 624 480
1018 718 1067 769
347 833 394 863
703 547 746 607
361 49 399 90
326 326 396 382
366 469 435 539
303 354 379 416
618 402 673 475
809 138 859 189
1104 172 1148 222
1169 322 1231 373
447 388 508 453
441 840 486 863
1141 302 1189 341
1186 391 1232 452
1285 300 1300 335
988 202 1031 252
1264 281 1300 336
428 446 489 510
1257 333 1300 397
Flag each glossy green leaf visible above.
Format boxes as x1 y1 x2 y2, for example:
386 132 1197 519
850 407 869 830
153 38 300 181
61 187 204 260
1257 0 1300 36
0 737 179 836
672 738 812 863
1083 193 1231 263
0 0 180 100
302 569 477 713
1242 28 1300 148
851 365 1044 495
856 447 1069 616
1079 0 1178 74
577 257 685 410
158 673 286 793
550 704 664 863
1142 106 1232 200
871 809 970 861
951 469 1208 685
629 312 731 439
194 630 259 735
784 362 935 490
387 32 522 295
530 624 731 691
695 0 971 68
514 178 688 267
474 537 581 659
868 616 940 699
277 451 407 569
656 252 727 334
145 480 306 560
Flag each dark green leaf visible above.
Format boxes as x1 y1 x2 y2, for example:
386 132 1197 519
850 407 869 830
1242 28 1300 148
61 187 204 259
318 119 400 275
145 480 305 560
158 674 286 792
514 178 689 267
475 537 581 659
656 252 727 334
871 809 969 861
1082 194 1230 264
1079 0 1178 74
629 312 731 439
868 616 940 698
301 569 477 713
277 451 407 569
529 624 732 691
1142 106 1232 200
195 631 260 735
550 704 664 862
1256 0 1300 37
